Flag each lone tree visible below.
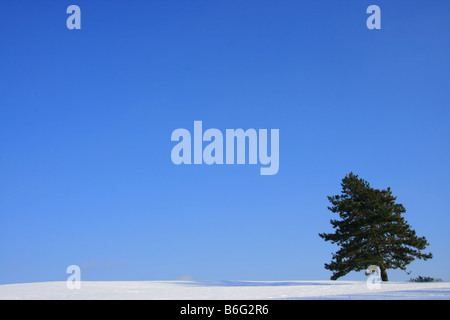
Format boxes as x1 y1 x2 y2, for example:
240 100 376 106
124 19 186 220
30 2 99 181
319 173 432 281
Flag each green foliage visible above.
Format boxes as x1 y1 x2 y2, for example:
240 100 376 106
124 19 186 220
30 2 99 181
319 173 432 281
409 276 442 283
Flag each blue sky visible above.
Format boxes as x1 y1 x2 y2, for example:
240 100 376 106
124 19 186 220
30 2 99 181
1 0 449 284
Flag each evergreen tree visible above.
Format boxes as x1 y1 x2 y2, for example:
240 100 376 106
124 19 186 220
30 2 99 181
319 173 432 281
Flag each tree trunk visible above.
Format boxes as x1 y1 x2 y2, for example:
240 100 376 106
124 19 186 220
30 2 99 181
380 266 388 282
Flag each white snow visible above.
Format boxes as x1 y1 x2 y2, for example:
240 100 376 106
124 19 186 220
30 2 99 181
1 280 449 300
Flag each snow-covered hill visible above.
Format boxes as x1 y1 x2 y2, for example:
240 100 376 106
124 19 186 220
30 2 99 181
1 280 449 300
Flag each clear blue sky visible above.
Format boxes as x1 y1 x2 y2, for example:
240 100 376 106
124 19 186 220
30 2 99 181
1 0 449 284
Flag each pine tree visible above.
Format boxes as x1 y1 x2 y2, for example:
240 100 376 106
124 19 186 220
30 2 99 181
319 173 432 281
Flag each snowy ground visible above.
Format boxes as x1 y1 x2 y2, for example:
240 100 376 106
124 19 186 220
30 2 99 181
1 280 449 300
